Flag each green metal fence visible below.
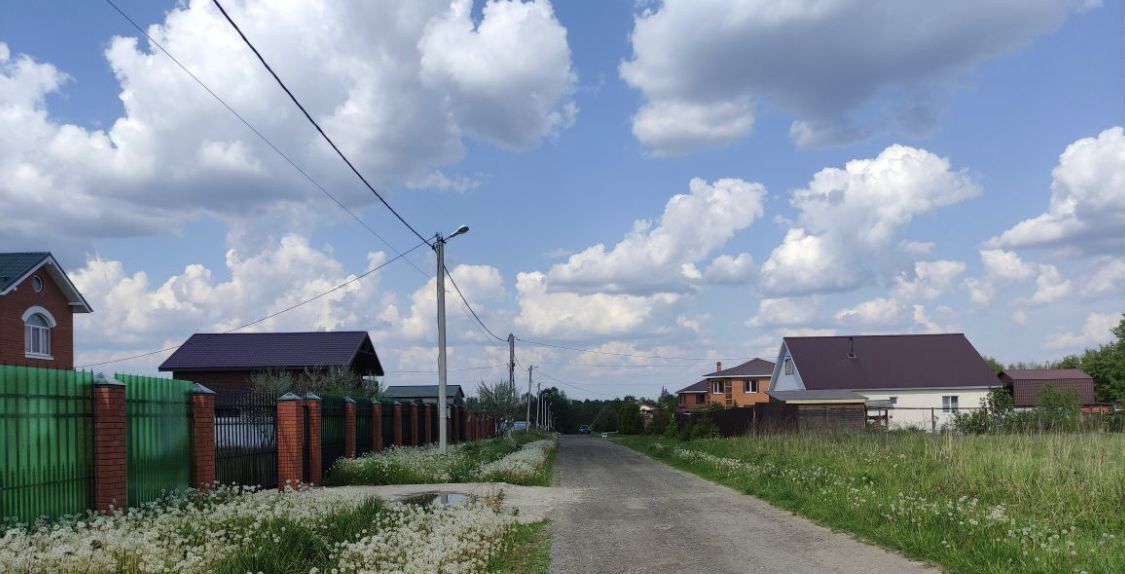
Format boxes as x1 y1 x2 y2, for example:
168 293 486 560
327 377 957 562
0 366 94 524
121 374 194 507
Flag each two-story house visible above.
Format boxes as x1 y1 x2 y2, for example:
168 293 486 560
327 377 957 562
677 358 774 412
0 252 92 369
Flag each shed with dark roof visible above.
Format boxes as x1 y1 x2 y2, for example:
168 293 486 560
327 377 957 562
382 385 465 406
998 369 1096 407
159 331 383 398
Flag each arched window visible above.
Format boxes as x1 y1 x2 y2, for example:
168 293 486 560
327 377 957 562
22 307 56 358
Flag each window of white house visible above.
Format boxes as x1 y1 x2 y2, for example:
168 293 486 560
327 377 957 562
784 358 793 375
745 380 757 394
712 381 723 394
24 313 51 358
888 396 898 406
942 395 959 413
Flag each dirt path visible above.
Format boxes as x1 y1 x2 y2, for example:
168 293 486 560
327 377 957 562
548 435 940 574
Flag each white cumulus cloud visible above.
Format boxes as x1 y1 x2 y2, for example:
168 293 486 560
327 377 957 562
989 126 1125 256
620 0 1094 153
759 145 979 295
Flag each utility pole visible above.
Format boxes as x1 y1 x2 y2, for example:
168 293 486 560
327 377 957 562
526 365 533 426
535 381 542 428
508 333 516 397
435 225 469 453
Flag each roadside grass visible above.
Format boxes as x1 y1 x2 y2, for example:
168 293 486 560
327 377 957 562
488 520 551 574
615 432 1125 574
1 486 529 573
211 497 383 574
326 430 557 486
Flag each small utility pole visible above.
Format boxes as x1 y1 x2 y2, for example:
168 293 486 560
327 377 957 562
535 381 542 428
526 365 533 426
435 225 469 453
508 333 516 409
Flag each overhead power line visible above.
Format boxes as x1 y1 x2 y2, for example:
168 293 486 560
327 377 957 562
515 336 743 363
102 0 431 281
535 369 615 397
210 0 433 248
442 264 506 342
77 238 431 369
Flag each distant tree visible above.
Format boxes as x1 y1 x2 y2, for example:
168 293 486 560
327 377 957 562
982 356 1005 374
476 379 522 420
591 402 620 432
617 399 643 434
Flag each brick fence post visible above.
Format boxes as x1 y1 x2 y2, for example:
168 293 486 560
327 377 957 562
409 401 420 446
424 403 433 445
372 401 383 452
189 383 216 490
392 401 403 446
276 392 304 491
92 373 126 513
343 397 357 459
304 393 322 486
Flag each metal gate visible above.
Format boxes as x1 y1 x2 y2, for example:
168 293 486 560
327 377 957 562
214 391 277 489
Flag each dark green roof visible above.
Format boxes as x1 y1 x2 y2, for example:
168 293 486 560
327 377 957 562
382 385 465 400
0 252 50 292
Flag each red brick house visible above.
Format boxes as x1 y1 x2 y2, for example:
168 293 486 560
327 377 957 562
158 331 384 398
0 252 92 369
676 358 775 412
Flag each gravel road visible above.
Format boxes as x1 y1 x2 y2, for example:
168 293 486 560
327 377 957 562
549 435 940 574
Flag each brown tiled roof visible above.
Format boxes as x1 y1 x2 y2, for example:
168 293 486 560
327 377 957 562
704 358 774 378
999 369 1091 381
675 379 709 394
784 334 997 391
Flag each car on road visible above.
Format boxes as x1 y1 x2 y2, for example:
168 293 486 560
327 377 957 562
578 424 591 434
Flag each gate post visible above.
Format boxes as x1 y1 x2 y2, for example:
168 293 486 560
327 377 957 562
343 396 357 459
409 401 420 446
303 393 323 486
92 373 127 513
189 383 216 489
276 392 304 491
424 403 433 445
372 400 383 452
392 401 403 446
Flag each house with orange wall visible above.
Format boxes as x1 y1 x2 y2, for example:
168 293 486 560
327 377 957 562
676 358 774 412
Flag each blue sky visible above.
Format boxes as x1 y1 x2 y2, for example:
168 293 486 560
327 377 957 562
1 0 1121 399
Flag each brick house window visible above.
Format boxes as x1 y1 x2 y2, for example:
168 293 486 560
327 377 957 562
24 313 52 358
696 394 705 404
711 381 722 394
745 380 758 393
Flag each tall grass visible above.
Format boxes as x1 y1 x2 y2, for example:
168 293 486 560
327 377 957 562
617 432 1125 574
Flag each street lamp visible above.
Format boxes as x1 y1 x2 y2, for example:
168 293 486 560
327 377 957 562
436 225 469 452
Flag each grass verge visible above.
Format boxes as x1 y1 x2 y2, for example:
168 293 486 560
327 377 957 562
327 430 557 486
615 432 1124 574
488 520 551 574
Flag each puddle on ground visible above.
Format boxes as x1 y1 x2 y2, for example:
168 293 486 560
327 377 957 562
400 492 472 507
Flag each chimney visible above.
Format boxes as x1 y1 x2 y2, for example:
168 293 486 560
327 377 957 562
847 337 856 359
716 361 722 373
